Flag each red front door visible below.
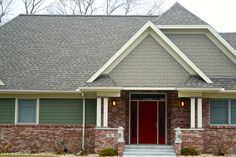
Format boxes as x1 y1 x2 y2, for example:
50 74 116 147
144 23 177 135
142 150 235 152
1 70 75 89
130 100 166 144
139 101 157 144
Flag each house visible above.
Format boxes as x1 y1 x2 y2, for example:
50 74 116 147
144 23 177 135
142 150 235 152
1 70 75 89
0 2 236 156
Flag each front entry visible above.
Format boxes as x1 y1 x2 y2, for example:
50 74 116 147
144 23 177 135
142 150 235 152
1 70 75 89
139 101 157 144
130 93 166 144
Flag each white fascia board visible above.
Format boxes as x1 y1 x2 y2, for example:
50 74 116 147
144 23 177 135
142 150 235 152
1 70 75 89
148 23 212 83
87 21 212 84
177 88 224 92
0 90 81 93
122 87 176 90
87 21 153 83
158 25 236 64
207 26 236 64
0 80 4 86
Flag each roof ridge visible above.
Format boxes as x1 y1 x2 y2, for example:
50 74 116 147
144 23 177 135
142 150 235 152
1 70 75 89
154 2 208 25
18 14 159 17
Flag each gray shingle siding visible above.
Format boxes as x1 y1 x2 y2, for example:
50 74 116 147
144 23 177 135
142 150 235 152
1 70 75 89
109 35 190 87
166 34 236 77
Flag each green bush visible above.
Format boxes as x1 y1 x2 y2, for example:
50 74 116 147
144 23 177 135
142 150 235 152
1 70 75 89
99 147 117 156
181 147 200 156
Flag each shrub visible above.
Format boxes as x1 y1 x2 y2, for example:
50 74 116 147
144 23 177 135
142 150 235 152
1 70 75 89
181 147 200 156
99 147 117 156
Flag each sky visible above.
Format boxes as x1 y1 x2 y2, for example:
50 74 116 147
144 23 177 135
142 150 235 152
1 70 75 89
8 0 236 32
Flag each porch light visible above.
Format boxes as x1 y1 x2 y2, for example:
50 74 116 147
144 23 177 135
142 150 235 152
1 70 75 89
181 101 185 107
112 100 116 106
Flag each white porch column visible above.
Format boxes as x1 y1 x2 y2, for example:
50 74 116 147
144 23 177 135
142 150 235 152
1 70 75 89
103 97 108 127
96 97 102 127
190 98 195 128
197 98 202 128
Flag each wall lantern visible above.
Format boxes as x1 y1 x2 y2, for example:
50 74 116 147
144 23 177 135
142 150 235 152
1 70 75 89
179 99 186 107
112 100 116 106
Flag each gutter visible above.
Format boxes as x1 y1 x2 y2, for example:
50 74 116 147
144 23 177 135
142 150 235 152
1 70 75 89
0 89 81 94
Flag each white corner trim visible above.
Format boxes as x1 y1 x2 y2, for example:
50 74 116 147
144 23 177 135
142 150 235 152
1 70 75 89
87 21 212 84
103 97 108 127
0 80 4 86
96 98 102 127
197 98 202 128
190 98 196 128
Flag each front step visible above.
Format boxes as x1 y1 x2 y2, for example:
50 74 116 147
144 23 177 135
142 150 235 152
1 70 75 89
123 145 176 157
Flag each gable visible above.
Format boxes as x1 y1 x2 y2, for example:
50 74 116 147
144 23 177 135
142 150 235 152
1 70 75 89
109 35 190 87
87 21 212 84
166 34 236 77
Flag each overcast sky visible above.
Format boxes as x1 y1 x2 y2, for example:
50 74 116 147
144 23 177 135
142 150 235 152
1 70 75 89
9 0 236 32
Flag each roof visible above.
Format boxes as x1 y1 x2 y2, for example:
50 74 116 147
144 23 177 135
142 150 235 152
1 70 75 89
0 15 157 90
220 33 236 50
153 3 208 25
0 3 235 91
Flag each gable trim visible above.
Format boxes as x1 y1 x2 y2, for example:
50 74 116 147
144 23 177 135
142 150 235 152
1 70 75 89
0 80 4 86
87 21 212 84
158 25 236 64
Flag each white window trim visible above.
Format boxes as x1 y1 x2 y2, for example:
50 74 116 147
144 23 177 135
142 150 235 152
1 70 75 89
15 98 39 125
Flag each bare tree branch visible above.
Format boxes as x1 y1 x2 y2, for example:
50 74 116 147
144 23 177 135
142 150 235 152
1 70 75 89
145 0 164 15
123 0 139 15
104 0 124 15
22 0 47 14
0 0 13 24
48 0 97 15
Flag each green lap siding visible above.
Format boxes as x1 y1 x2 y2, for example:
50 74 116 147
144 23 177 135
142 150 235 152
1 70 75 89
0 99 15 124
85 99 96 125
39 99 83 124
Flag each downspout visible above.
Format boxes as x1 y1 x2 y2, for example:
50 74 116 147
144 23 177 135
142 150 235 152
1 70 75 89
82 92 86 150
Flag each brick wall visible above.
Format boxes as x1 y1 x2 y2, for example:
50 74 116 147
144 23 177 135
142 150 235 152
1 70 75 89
0 125 95 153
174 98 236 154
94 129 118 153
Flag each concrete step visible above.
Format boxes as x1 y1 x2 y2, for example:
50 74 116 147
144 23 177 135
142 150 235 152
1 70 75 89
123 155 176 157
125 144 174 149
124 148 175 153
123 145 176 157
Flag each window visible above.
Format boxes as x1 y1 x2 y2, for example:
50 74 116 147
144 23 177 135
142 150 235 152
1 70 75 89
231 100 236 124
210 99 236 125
18 99 37 124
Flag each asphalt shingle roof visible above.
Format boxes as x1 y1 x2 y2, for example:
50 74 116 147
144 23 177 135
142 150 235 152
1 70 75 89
0 3 235 90
0 15 158 90
220 33 236 50
153 3 208 25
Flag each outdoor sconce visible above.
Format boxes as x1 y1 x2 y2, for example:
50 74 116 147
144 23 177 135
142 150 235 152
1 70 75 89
112 100 116 106
179 99 186 107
